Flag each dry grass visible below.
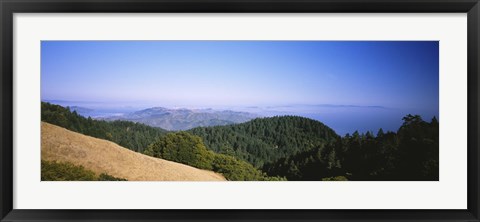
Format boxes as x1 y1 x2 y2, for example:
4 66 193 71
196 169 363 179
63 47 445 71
41 122 226 181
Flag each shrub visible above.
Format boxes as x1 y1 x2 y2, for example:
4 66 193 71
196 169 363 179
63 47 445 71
144 132 214 170
321 176 348 181
144 132 284 181
41 160 127 181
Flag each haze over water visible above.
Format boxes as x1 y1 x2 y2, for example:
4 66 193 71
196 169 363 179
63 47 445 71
42 41 439 135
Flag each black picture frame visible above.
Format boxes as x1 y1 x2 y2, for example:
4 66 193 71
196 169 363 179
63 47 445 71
1 0 479 221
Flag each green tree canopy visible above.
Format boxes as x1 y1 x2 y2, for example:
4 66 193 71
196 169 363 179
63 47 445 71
144 132 214 170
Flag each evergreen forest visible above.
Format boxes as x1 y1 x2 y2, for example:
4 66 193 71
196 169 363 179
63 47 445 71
41 102 439 181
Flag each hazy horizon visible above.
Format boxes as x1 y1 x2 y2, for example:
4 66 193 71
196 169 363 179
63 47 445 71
41 41 439 135
42 99 436 136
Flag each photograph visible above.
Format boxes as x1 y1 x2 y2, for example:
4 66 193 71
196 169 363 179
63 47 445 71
40 40 439 181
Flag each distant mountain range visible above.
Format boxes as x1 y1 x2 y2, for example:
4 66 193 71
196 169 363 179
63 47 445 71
103 107 259 131
70 106 94 115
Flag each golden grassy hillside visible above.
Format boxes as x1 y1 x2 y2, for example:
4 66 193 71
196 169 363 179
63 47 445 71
41 122 226 181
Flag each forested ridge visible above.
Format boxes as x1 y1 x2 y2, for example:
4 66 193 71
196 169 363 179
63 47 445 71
263 115 439 181
41 102 439 181
41 102 282 181
42 102 167 153
189 116 339 168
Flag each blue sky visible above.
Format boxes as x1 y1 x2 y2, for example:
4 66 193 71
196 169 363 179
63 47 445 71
41 41 439 134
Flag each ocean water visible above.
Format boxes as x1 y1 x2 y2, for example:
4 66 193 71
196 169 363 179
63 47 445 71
239 105 438 136
300 108 409 136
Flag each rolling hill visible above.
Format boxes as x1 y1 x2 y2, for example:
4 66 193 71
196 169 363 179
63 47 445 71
103 107 258 131
41 102 167 153
189 116 339 168
41 122 226 181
